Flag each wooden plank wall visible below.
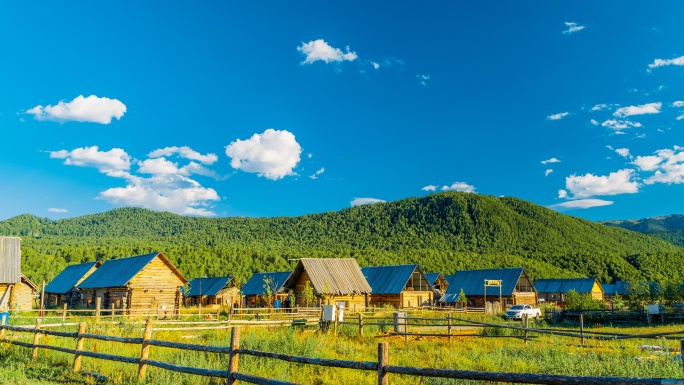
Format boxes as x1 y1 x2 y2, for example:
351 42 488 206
128 257 185 311
0 237 21 284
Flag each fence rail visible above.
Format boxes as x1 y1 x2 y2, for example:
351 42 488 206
2 319 684 385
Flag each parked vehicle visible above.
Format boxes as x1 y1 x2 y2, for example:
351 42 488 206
505 304 541 320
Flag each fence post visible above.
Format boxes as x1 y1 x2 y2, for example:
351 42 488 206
0 313 7 339
579 314 585 346
73 322 87 372
523 313 529 345
377 342 388 385
681 339 684 374
447 314 452 340
359 313 364 337
62 303 68 322
31 318 42 361
137 319 153 380
228 327 240 385
111 303 115 320
95 297 101 323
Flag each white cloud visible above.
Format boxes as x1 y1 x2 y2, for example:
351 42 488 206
417 74 430 86
225 129 302 180
148 146 218 165
636 148 684 185
350 197 386 207
615 148 631 158
371 62 380 69
541 157 561 165
441 182 476 193
545 169 553 177
421 185 437 192
632 155 662 171
297 39 357 64
48 208 67 213
558 190 568 199
672 101 684 107
550 199 613 210
564 169 639 198
677 114 684 121
648 55 684 69
601 119 642 130
590 119 599 126
613 102 661 117
591 104 610 111
562 22 585 34
138 157 179 175
27 95 126 124
50 146 131 176
547 112 569 121
309 167 325 180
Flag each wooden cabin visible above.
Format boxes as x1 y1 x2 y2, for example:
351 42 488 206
362 264 433 308
283 258 371 310
440 267 537 309
77 252 188 314
45 261 101 307
535 278 604 304
425 272 449 301
241 271 292 307
0 275 38 311
602 281 628 303
0 237 23 311
186 276 241 309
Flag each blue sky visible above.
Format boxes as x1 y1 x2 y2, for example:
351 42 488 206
2 2 684 222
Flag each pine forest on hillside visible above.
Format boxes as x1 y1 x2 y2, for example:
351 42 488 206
2 192 684 286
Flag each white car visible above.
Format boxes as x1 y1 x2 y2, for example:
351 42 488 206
504 304 541 320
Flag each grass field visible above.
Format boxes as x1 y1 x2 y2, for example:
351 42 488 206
1 315 683 385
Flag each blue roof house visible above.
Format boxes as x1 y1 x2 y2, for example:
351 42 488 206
45 261 101 307
241 272 292 307
362 264 433 308
440 267 537 309
186 276 241 308
534 278 604 304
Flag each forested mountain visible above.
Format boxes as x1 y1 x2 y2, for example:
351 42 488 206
603 214 684 248
2 192 683 286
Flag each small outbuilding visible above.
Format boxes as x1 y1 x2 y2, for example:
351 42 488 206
284 258 371 310
441 267 537 309
77 252 188 314
425 272 449 301
362 264 433 308
241 271 292 307
535 278 604 304
0 274 38 311
0 236 22 311
186 276 241 309
602 281 629 303
45 261 101 307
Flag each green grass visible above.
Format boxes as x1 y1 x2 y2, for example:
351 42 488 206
1 316 684 385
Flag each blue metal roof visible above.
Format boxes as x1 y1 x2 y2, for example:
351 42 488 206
425 273 440 286
440 267 526 303
603 281 628 296
241 272 292 296
186 277 235 297
534 278 599 294
361 264 420 295
45 262 99 294
78 253 182 289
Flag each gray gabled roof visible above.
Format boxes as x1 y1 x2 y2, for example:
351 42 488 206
78 252 187 289
241 272 292 296
535 278 601 295
441 267 529 303
285 258 372 296
186 277 236 297
45 262 100 294
362 264 424 295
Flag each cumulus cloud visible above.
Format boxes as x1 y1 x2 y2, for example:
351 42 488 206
298 39 357 64
648 55 684 69
48 208 67 213
441 182 476 193
558 190 568 199
601 119 642 130
421 185 437 192
634 147 684 185
541 157 561 165
562 22 585 34
309 167 325 180
550 199 613 210
591 104 610 111
547 112 569 121
225 129 302 180
371 62 380 69
148 146 217 165
590 119 599 126
613 102 661 117
27 95 126 124
351 197 386 207
614 148 631 158
632 154 663 171
678 114 684 121
564 169 639 198
50 146 131 176
672 101 684 107
416 74 430 86
545 169 553 177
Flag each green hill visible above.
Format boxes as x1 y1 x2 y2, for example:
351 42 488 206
602 214 684 248
2 192 683 285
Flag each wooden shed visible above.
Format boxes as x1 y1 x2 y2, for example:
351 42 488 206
186 276 241 309
362 264 433 308
45 261 101 307
0 275 38 311
535 278 604 304
0 237 22 310
283 258 371 310
440 267 537 309
425 272 449 301
77 252 188 314
241 271 292 307
602 281 628 303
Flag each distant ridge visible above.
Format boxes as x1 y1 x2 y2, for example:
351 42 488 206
602 214 684 248
2 192 684 285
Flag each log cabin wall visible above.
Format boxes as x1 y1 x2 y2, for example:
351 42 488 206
401 291 433 308
513 292 537 305
13 280 35 310
0 284 12 310
127 256 185 311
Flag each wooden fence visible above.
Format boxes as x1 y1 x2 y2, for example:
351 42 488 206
1 320 683 385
